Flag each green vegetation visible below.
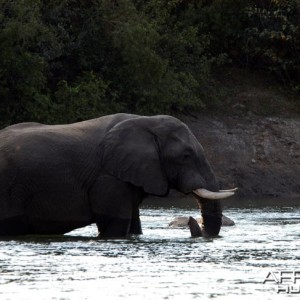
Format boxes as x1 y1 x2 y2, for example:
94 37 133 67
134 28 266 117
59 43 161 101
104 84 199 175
0 0 299 127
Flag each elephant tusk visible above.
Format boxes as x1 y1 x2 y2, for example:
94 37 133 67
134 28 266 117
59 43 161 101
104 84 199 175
219 187 238 192
193 188 235 200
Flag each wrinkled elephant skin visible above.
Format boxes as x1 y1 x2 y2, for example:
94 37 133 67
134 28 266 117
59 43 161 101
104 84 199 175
0 114 236 237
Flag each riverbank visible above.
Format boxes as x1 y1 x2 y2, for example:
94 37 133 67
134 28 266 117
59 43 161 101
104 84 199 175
182 114 300 199
175 67 300 200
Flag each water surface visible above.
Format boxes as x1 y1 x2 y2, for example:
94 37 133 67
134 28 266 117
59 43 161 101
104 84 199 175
0 204 299 299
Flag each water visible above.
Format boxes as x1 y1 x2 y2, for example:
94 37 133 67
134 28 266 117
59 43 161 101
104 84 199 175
0 204 300 299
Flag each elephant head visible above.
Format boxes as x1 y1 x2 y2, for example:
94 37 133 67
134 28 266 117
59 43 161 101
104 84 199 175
100 115 236 237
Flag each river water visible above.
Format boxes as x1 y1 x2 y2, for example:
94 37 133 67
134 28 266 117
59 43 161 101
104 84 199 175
0 200 299 300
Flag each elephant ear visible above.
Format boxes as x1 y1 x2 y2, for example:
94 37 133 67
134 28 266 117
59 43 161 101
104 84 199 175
99 118 168 196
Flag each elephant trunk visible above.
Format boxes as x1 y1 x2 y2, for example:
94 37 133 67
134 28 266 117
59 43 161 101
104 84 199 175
194 160 223 237
188 196 222 238
197 197 222 237
187 158 236 237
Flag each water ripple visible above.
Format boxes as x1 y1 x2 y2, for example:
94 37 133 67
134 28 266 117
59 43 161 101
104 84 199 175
0 206 299 299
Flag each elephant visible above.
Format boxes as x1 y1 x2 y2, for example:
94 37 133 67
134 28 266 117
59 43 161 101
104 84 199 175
0 113 237 237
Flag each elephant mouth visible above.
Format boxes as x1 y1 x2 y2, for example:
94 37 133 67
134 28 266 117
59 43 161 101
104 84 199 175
193 187 238 200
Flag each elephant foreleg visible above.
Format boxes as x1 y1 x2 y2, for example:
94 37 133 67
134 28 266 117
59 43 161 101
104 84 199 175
129 206 142 235
90 175 143 238
96 202 142 237
94 195 133 237
96 213 132 237
89 174 146 237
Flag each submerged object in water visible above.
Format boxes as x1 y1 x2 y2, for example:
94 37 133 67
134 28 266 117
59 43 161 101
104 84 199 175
169 215 235 228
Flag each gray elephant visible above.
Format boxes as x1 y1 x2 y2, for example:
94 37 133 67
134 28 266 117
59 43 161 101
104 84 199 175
0 113 236 237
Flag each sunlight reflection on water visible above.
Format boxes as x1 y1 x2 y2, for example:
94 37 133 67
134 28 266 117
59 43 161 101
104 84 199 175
0 205 299 299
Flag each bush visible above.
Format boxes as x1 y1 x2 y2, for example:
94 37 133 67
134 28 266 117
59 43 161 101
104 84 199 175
0 0 53 127
243 0 300 86
201 0 300 92
52 72 123 123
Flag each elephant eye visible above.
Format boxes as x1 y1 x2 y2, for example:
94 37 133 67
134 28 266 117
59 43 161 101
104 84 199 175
183 153 190 159
182 147 194 159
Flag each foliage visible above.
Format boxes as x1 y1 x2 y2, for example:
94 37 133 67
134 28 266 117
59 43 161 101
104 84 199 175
52 72 123 123
243 0 300 86
0 0 299 127
0 0 52 126
201 0 300 89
